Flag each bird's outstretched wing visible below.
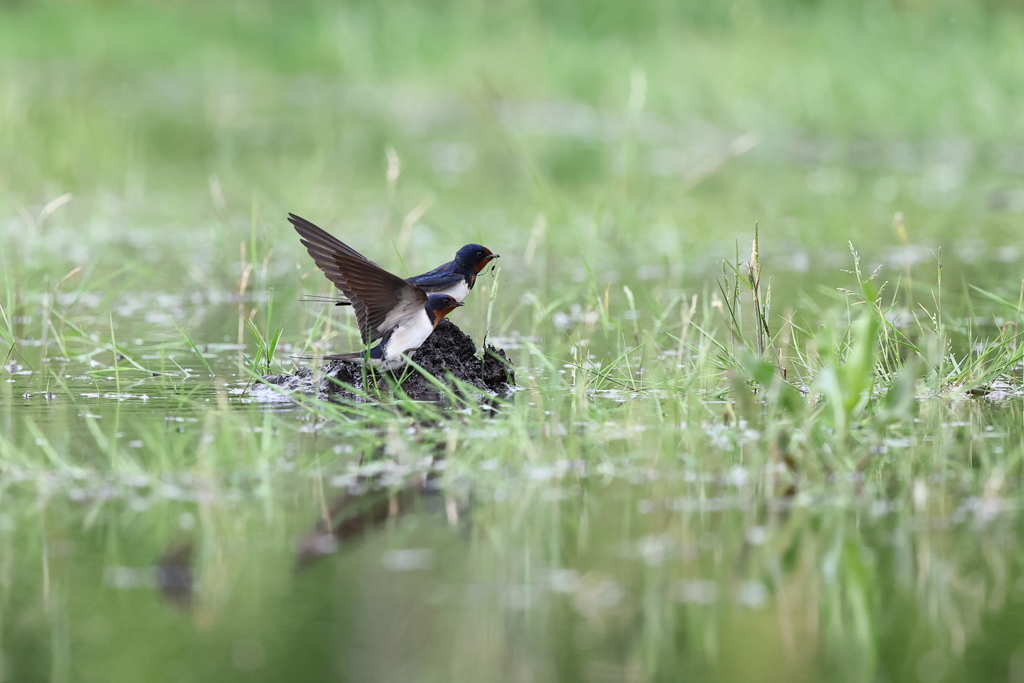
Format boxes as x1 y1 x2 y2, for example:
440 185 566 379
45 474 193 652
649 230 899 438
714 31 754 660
289 214 426 343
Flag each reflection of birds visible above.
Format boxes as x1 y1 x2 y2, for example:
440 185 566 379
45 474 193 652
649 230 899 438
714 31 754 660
287 214 498 306
291 214 464 370
156 541 193 611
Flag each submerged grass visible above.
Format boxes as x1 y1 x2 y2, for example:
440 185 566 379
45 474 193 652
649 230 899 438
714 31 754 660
3 237 1024 682
218 223 1024 494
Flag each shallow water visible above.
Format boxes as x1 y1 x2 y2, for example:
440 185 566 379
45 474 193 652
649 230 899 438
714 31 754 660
3 479 1024 683
5 212 1024 682
3 341 1024 681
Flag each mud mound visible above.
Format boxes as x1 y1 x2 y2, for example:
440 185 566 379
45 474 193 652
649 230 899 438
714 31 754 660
257 320 515 402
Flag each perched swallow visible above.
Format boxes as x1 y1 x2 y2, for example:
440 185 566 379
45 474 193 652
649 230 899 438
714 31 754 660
287 214 498 306
323 293 463 370
292 215 464 370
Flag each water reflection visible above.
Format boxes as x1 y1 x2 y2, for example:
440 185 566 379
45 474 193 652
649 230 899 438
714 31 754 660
0 464 1020 681
295 465 467 571
156 540 194 610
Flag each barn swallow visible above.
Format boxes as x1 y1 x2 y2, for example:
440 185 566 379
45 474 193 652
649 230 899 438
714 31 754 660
293 215 464 370
287 214 498 306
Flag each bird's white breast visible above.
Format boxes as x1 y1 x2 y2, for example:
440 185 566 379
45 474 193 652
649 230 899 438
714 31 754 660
433 280 471 302
380 309 436 370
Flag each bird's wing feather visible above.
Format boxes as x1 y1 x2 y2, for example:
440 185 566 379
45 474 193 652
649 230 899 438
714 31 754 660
289 214 425 343
380 288 429 333
288 214 379 266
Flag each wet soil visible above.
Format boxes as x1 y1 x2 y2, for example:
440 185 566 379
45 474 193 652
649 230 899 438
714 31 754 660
257 320 515 402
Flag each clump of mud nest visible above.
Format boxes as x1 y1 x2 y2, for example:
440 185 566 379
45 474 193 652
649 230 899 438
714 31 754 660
256 320 515 402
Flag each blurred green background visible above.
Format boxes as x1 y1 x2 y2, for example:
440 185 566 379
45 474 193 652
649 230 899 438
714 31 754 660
3 0 1024 343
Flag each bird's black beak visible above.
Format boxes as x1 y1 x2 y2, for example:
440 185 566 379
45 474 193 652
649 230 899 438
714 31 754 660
455 301 465 307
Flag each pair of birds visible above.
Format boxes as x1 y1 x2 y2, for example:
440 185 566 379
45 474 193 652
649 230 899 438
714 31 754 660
289 214 498 370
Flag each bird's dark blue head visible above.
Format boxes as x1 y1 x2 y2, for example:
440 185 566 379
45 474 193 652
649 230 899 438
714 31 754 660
424 294 464 325
454 244 499 273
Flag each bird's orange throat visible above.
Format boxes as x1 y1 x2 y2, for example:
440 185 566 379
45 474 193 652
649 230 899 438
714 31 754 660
472 255 496 274
431 305 460 326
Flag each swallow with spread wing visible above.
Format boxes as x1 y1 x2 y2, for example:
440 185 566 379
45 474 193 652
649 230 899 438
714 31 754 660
287 214 498 306
291 214 464 370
